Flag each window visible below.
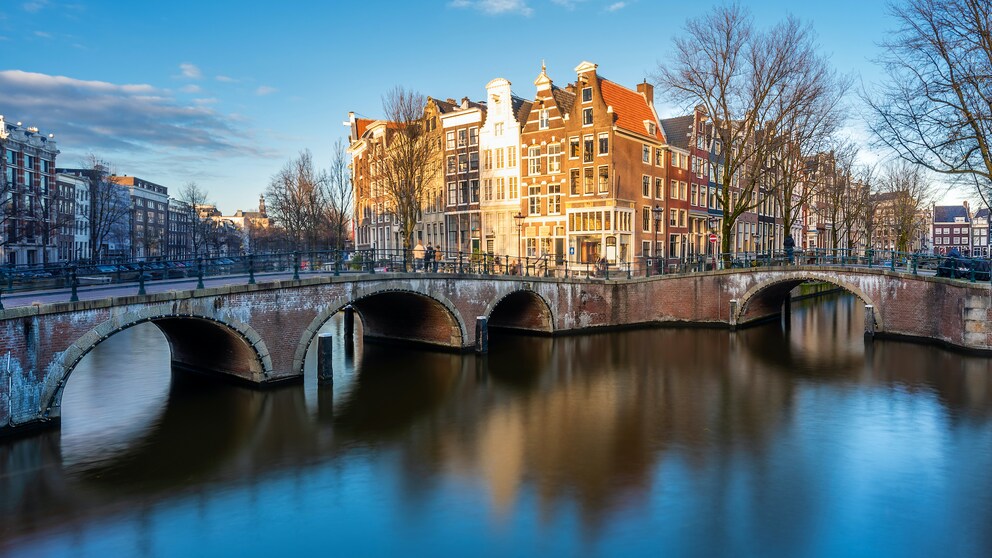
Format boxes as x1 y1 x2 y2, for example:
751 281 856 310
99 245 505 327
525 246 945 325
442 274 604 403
528 185 541 215
598 166 610 193
584 167 594 194
484 179 493 201
496 148 505 169
655 177 664 199
509 177 518 199
458 154 468 172
643 207 651 231
643 175 651 197
670 209 677 227
569 137 580 158
494 122 504 136
539 109 549 129
598 133 609 155
484 150 492 170
528 146 541 175
643 145 651 163
582 108 593 126
471 179 479 203
582 87 592 103
507 146 516 167
548 184 561 214
547 143 561 174
691 184 698 206
527 238 538 257
496 177 506 199
670 180 678 199
448 182 457 205
583 136 594 163
469 152 479 171
457 129 467 147
469 127 478 146
570 169 580 195
446 132 455 150
459 180 469 204
655 148 664 166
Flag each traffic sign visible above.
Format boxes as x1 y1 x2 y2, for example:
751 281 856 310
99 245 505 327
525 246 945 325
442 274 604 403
709 233 718 243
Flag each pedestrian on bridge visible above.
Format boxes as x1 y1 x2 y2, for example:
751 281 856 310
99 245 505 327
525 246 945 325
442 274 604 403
784 234 796 264
413 241 425 271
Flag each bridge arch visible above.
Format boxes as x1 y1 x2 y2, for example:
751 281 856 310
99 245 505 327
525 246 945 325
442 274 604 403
485 289 555 334
734 272 882 330
43 307 273 420
292 287 469 374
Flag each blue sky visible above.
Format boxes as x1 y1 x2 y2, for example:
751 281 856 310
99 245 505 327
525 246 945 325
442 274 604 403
1 0 905 212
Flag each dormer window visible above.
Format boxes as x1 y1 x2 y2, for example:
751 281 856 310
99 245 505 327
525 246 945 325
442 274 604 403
646 122 656 136
582 87 592 103
539 109 549 129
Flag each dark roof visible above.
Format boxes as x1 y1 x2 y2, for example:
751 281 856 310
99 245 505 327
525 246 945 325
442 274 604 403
660 115 694 150
976 208 990 219
511 95 533 125
430 98 458 113
551 85 575 115
933 205 970 223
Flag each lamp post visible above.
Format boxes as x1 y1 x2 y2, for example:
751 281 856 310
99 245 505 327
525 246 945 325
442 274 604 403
513 212 524 274
652 204 664 275
707 216 719 270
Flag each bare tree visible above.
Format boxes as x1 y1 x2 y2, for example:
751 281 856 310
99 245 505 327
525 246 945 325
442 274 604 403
371 86 442 252
325 138 352 252
265 150 327 251
866 0 992 205
872 161 934 253
656 4 843 263
178 181 212 257
81 155 131 262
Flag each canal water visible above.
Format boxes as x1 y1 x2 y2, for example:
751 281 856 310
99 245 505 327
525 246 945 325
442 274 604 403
2 294 992 557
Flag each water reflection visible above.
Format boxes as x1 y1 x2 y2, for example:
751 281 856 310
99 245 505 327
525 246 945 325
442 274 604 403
2 294 992 556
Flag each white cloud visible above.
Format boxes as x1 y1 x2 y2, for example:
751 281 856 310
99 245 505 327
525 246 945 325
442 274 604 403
33 30 52 38
181 84 201 93
0 70 268 158
255 85 277 96
193 98 219 105
449 0 533 16
550 0 587 9
215 75 237 83
22 0 49 13
606 1 625 11
179 62 201 79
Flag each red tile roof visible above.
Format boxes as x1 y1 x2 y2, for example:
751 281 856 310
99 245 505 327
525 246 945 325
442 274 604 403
599 78 662 141
355 118 374 138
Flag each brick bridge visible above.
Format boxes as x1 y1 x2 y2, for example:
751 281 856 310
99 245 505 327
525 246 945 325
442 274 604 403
1 266 989 436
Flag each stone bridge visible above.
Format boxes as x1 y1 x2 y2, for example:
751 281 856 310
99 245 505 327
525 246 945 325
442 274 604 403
1 266 989 436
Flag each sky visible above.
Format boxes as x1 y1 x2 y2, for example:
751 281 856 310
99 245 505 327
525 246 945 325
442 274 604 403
3 0 952 214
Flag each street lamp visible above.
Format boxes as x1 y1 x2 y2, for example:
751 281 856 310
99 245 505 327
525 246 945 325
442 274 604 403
652 204 664 275
513 212 524 272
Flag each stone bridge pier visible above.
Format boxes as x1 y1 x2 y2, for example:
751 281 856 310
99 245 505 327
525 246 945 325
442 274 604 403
1 267 990 437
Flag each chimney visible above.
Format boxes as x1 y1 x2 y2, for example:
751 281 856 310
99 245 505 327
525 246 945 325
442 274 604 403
637 80 654 106
461 97 469 109
964 200 970 216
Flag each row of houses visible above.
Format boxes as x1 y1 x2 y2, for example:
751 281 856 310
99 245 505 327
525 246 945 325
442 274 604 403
348 61 845 269
0 115 267 266
349 61 989 268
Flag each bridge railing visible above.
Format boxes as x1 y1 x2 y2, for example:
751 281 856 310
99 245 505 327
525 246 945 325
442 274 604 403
0 247 987 308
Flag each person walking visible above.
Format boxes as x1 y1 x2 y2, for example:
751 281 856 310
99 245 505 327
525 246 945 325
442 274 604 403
425 244 435 273
784 234 795 265
413 240 425 271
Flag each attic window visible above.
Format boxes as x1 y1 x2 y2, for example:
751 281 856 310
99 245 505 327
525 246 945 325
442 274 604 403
646 121 656 135
582 87 592 103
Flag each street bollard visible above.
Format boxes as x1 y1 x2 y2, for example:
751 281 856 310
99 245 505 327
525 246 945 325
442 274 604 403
248 253 256 285
70 265 79 302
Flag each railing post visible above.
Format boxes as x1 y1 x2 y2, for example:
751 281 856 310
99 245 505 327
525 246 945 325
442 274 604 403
912 254 918 276
970 259 976 283
0 284 5 311
69 264 79 302
647 258 652 278
137 262 146 296
293 250 301 280
868 249 874 268
890 252 896 271
248 253 256 284
458 251 463 274
197 257 205 290
334 250 341 277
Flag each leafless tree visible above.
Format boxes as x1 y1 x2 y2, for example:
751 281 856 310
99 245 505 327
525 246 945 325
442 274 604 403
656 4 844 263
371 86 442 252
865 0 992 205
325 138 352 252
178 181 212 257
265 150 328 251
871 161 935 253
82 155 131 262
